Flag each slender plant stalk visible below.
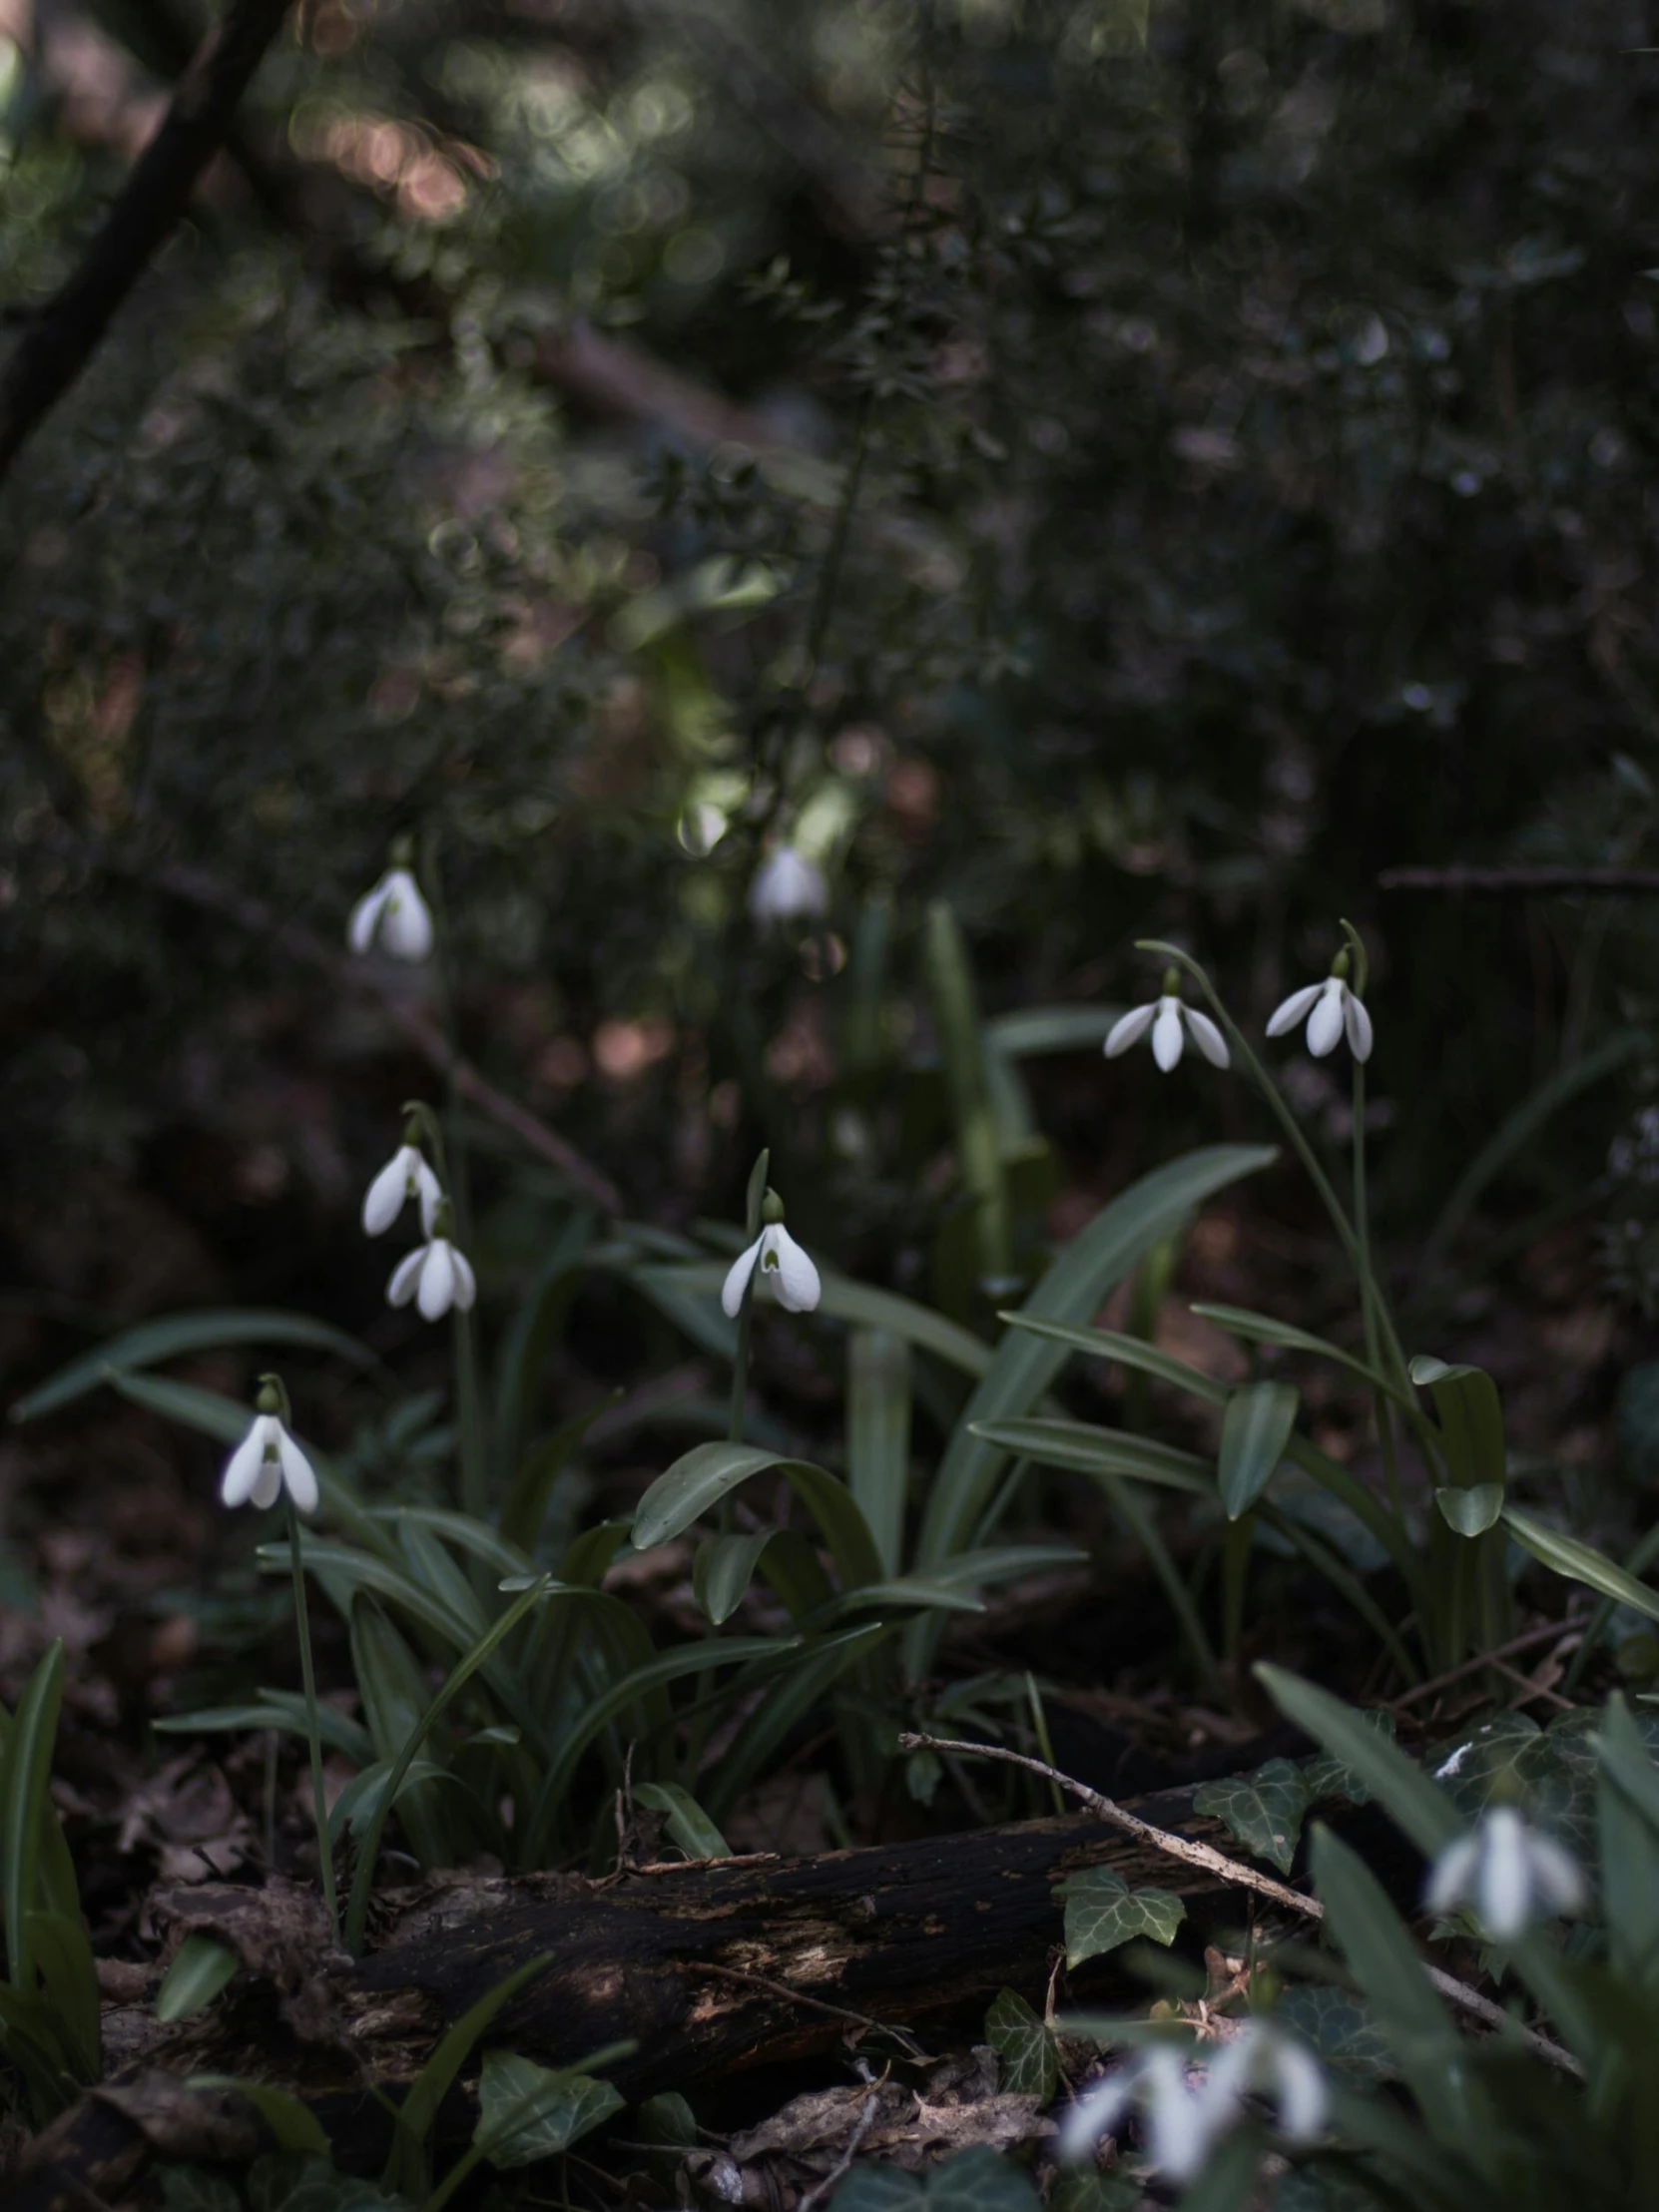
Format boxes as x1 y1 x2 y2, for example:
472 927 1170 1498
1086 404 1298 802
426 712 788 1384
1352 1058 1403 1521
729 1277 757 1448
288 1513 340 1948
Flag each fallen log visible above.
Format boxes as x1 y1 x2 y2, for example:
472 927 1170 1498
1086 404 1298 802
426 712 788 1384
14 1793 1256 2207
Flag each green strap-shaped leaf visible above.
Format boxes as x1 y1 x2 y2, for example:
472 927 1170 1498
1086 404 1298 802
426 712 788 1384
1258 1667 1458 1857
10 1309 378 1423
380 1953 552 2197
632 1441 884 1589
693 1531 775 1626
155 1933 241 2024
1433 1484 1505 1537
1503 1506 1659 1625
1193 1304 1404 1403
848 1329 912 1578
631 1781 731 1861
2 1640 64 1993
966 1418 1213 1493
1218 1381 1300 1519
1409 1356 1505 1491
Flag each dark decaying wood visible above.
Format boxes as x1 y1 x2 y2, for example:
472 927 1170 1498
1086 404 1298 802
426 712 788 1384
12 1797 1253 2208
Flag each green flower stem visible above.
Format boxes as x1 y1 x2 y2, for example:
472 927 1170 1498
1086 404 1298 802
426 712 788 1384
288 1510 340 1949
454 1302 487 1527
1352 1059 1403 1523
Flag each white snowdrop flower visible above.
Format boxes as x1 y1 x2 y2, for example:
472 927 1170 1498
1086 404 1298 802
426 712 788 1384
1105 967 1230 1074
1267 955 1373 1061
348 866 433 961
1425 1806 1585 1940
1198 2020 1327 2149
1061 2045 1213 2184
749 844 830 927
362 1143 442 1238
721 1195 822 1317
221 1383 318 1514
387 1205 478 1322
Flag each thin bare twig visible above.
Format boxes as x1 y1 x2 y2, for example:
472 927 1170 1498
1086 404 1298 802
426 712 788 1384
683 1959 926 2058
1380 865 1659 896
897 1732 1582 2077
1387 1622 1581 1712
796 2089 884 2212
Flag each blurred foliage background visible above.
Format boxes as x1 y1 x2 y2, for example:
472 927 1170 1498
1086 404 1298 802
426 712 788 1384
5 0 1659 1355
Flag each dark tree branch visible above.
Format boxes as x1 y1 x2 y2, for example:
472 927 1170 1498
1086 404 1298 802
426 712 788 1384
1380 864 1659 896
0 0 293 486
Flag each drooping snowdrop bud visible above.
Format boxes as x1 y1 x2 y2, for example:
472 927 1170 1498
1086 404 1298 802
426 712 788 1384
1061 2045 1213 2184
749 844 830 928
362 1120 442 1239
221 1376 319 1514
1424 1805 1584 1940
721 1189 822 1316
1104 966 1230 1074
348 864 433 961
387 1200 477 1322
1266 949 1374 1062
1195 2020 1327 2150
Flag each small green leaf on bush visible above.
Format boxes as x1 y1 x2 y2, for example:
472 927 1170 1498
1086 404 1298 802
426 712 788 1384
1058 1867 1185 1966
833 2149 1044 2212
1218 1381 1300 1519
189 2079 330 2157
1193 1759 1313 1874
1433 1483 1505 1537
1302 1710 1397 1808
1408 1356 1504 1490
984 1987 1057 2100
475 2050 625 2167
246 2152 399 2212
156 1933 240 2022
637 2091 697 2147
160 2167 243 2212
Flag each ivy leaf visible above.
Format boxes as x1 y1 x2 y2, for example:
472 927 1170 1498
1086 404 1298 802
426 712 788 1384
984 1987 1057 2100
1193 1758 1312 1873
833 2151 1040 2212
1302 1710 1398 1807
475 2052 625 2167
1275 1985 1392 2081
1057 1867 1185 1966
247 2157 403 2212
160 2169 242 2212
1048 2176 1142 2212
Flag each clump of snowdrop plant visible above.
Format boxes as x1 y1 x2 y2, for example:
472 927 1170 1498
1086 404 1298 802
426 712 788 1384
361 1116 442 1238
1104 964 1231 1073
1062 2024 1325 2187
220 1377 338 1944
387 1198 477 1322
348 855 433 960
749 842 830 928
722 1189 823 1316
1425 1805 1585 1940
1267 946 1375 1061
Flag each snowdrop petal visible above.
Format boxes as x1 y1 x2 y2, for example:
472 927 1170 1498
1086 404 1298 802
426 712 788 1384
1141 2048 1210 2182
378 870 433 960
1306 978 1346 1057
1058 2071 1136 2161
363 1150 414 1236
413 1157 443 1237
387 1247 426 1309
750 846 830 924
1151 998 1185 1072
1269 2037 1327 2141
1424 1831 1481 1917
1344 990 1375 1062
221 1417 273 1508
417 1241 456 1321
1266 982 1323 1037
251 1455 283 1509
348 879 391 954
448 1247 477 1312
767 1226 822 1313
1478 1808 1531 1938
1183 1006 1231 1068
721 1237 765 1318
1526 1832 1584 1918
1104 1002 1157 1058
277 1426 319 1514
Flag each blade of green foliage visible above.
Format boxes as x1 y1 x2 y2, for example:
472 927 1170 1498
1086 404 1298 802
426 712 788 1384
984 1007 1126 1058
926 900 1014 1292
631 1780 730 1860
2 1640 63 1993
1057 1866 1185 1966
1433 1484 1505 1537
704 1624 887 1820
0 1980 83 2122
499 1391 620 1556
983 1988 1057 2100
915 1145 1276 1587
111 1374 384 1549
966 1418 1213 1492
1502 1506 1659 1624
382 1952 552 2198
1596 1696 1659 1994
997 1313 1230 1404
1191 1304 1404 1402
155 1695 376 1764
635 1262 995 1380
693 1531 775 1625
351 1600 461 1869
155 1932 241 2024
9 1310 378 1422
491 1210 595 1480
187 2076 331 2156
1257 1667 1459 1856
1193 1758 1313 1873
1408 1357 1505 1491
847 1328 911 1577
1257 1506 1422 1687
1218 1381 1300 1519
25 1911 99 2079
632 1441 883 1588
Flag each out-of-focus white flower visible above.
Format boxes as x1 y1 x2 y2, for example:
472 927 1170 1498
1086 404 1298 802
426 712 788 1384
349 866 433 961
721 1213 822 1317
388 1235 477 1322
222 1391 318 1514
1105 970 1230 1073
1425 1806 1584 1940
362 1143 442 1238
749 845 830 927
1197 2020 1327 2148
1060 2046 1212 2183
1267 966 1374 1061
